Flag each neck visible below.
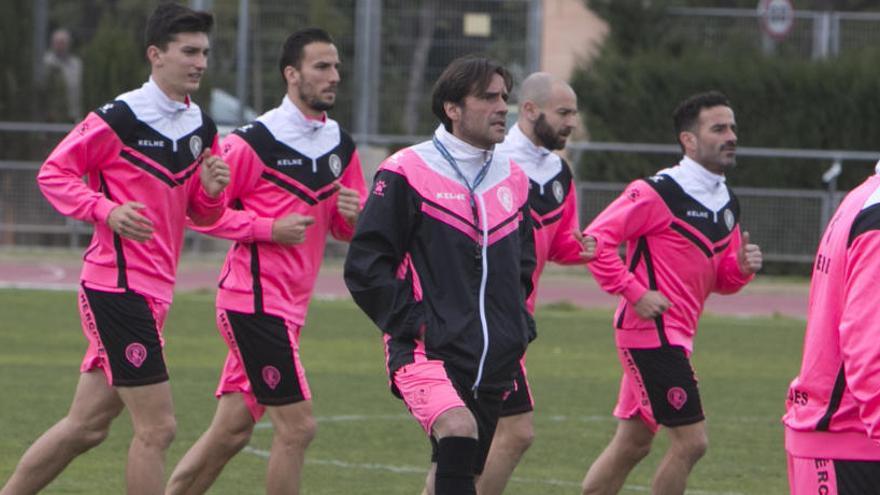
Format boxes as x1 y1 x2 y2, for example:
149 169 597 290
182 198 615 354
151 75 187 103
450 128 492 151
288 92 323 119
518 121 542 148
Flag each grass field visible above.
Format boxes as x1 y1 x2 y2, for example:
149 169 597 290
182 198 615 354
0 289 805 494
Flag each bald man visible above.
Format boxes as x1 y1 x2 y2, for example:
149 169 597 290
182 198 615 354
476 72 590 495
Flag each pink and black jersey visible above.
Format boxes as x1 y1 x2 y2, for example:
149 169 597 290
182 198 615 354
192 96 366 325
37 78 224 303
783 168 880 461
499 124 583 314
344 125 536 392
584 157 752 352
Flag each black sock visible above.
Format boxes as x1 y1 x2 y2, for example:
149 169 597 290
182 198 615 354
434 436 478 495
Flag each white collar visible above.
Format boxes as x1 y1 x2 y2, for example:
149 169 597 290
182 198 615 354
875 160 880 175
679 156 726 190
506 123 551 161
143 77 190 116
279 95 326 134
434 124 494 172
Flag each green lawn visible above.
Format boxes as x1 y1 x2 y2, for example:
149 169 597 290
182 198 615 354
0 289 804 494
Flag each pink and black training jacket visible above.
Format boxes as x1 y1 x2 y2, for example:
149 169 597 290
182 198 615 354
344 125 537 394
784 167 880 461
37 79 224 303
584 157 753 352
190 96 367 325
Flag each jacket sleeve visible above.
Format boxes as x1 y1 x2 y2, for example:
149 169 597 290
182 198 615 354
583 180 670 304
188 134 274 242
839 230 880 442
186 134 226 226
343 167 426 340
36 113 121 224
519 199 538 339
548 181 585 265
713 225 754 294
330 149 369 242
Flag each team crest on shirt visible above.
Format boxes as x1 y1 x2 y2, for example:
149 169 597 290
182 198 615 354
552 180 564 203
497 186 513 213
329 154 342 177
723 208 735 231
189 135 203 158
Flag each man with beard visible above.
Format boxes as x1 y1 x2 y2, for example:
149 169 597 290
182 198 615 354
165 28 365 495
344 55 536 495
478 72 591 495
580 91 763 495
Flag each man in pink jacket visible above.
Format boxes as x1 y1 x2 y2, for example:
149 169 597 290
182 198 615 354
783 162 880 494
580 91 762 495
479 72 589 495
1 5 229 495
165 28 365 495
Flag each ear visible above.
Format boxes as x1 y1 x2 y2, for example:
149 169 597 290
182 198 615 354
679 131 697 153
443 101 462 125
283 65 299 86
522 100 540 121
146 45 162 66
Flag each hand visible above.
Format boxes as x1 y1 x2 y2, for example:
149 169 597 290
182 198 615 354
737 231 763 275
334 181 361 225
573 230 597 260
199 150 230 198
633 290 671 320
107 202 154 242
271 213 315 245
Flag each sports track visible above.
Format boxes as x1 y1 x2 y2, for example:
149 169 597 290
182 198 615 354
0 253 808 319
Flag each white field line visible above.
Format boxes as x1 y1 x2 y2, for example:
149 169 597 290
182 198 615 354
242 446 744 495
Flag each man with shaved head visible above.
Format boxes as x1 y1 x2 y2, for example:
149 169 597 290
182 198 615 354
477 72 591 495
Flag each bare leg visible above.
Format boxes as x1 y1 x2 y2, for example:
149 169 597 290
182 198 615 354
0 371 124 495
165 394 255 495
116 381 177 495
477 412 534 495
581 418 654 495
264 400 317 495
651 421 708 495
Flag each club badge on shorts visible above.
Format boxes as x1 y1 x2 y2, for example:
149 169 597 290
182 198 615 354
329 154 342 177
189 135 203 159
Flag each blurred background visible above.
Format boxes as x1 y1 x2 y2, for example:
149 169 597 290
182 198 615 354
2 0 879 273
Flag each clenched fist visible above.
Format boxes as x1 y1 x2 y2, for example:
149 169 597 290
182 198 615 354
199 150 230 198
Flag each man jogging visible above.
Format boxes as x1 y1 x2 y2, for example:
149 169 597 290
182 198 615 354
166 28 365 495
2 4 228 494
344 55 536 495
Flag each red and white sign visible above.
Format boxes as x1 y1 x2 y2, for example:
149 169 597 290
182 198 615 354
758 0 796 41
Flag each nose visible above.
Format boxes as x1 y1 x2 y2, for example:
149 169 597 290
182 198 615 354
195 52 208 71
329 66 340 84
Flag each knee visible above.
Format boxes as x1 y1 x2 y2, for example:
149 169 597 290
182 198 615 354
619 438 652 463
220 422 255 453
679 434 708 463
275 415 317 449
66 417 113 451
433 409 477 439
134 416 177 451
501 421 535 453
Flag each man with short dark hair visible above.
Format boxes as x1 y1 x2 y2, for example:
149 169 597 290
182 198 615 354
344 55 536 495
1 4 227 495
580 91 763 495
477 72 589 495
165 28 365 495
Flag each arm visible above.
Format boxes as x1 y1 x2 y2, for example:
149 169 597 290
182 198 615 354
37 114 121 225
714 228 759 294
186 135 228 226
548 181 586 265
519 200 538 338
838 231 880 442
343 168 426 340
584 181 670 304
330 150 368 242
